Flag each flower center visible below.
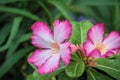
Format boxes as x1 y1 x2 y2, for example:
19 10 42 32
95 43 106 55
50 42 60 54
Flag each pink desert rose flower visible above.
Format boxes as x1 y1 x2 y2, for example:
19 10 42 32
83 23 120 58
27 20 72 74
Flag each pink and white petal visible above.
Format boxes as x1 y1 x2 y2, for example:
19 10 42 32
70 44 78 53
31 21 54 48
53 20 72 43
59 42 71 66
37 54 60 74
110 49 119 54
104 51 114 58
27 49 52 67
88 49 102 58
103 31 120 50
83 39 95 56
87 23 104 44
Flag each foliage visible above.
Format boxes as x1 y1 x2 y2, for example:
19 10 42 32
0 0 120 80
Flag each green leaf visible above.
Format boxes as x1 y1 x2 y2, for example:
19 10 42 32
27 66 65 80
18 33 31 43
0 23 11 46
95 58 120 80
108 52 120 59
0 47 34 78
87 68 112 80
114 0 120 31
43 66 65 79
8 17 22 44
27 71 46 80
71 52 81 61
59 72 78 80
0 0 24 4
47 0 73 21
58 73 70 80
72 6 102 21
79 20 93 43
5 43 19 60
69 20 93 44
0 16 22 52
69 22 81 44
37 1 53 23
73 0 119 6
5 32 31 60
0 6 40 21
27 74 35 80
97 6 110 19
65 60 85 77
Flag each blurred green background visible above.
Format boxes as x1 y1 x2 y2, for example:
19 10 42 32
0 0 120 80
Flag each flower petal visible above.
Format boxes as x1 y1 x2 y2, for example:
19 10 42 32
104 51 114 58
70 44 78 53
103 31 120 50
27 49 52 67
83 39 94 56
87 23 104 44
53 19 72 43
89 49 102 58
37 54 60 74
60 42 71 65
31 21 54 48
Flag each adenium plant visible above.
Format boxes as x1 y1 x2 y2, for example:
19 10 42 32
27 19 120 80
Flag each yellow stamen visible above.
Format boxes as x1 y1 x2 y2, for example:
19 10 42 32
95 43 106 55
50 42 60 54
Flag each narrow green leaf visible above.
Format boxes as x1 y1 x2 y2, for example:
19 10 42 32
65 60 85 77
0 23 11 45
5 26 28 59
0 0 24 4
0 47 34 78
87 68 112 80
37 1 53 23
5 32 31 60
0 6 40 21
0 13 11 22
73 0 119 6
18 33 31 43
114 0 120 31
0 16 22 52
8 17 22 44
97 6 110 19
5 43 19 60
71 6 103 21
47 0 73 21
95 58 120 80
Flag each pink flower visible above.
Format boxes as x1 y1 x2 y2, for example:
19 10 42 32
70 44 78 53
27 20 72 74
83 23 120 58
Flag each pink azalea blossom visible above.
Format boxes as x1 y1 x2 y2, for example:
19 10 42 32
27 20 72 74
83 23 120 58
